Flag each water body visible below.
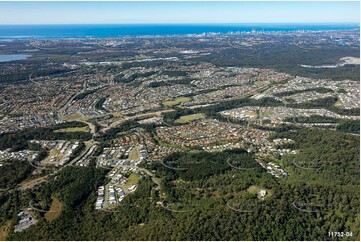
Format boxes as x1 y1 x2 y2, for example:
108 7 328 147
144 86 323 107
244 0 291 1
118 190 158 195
0 23 358 39
0 54 31 62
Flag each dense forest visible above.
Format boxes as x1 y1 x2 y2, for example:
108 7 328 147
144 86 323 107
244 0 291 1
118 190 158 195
199 45 360 81
336 120 360 134
0 160 34 190
3 127 359 241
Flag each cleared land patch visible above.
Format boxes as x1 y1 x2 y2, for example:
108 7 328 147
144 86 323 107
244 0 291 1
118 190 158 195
244 111 257 117
0 221 11 241
261 111 272 116
129 146 140 161
175 113 205 124
247 185 272 198
124 173 140 190
44 197 63 222
163 97 191 107
63 113 82 120
255 80 270 86
42 149 63 165
53 126 89 133
112 113 123 118
334 99 344 109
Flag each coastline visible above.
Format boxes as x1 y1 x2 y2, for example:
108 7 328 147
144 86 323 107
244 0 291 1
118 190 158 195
0 23 359 40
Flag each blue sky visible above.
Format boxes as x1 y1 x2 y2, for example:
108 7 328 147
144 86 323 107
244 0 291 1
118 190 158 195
0 1 359 24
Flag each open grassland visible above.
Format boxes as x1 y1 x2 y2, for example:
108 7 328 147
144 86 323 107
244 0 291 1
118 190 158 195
63 113 82 120
0 221 11 241
247 185 272 198
44 197 63 222
129 146 140 161
112 113 123 118
163 97 191 107
244 111 257 117
254 80 270 86
78 116 93 122
42 149 63 164
261 111 272 116
334 99 345 108
53 126 89 133
247 185 264 194
175 113 205 124
124 173 140 190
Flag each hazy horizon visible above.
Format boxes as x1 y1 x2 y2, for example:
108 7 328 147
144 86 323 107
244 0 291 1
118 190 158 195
0 22 359 25
0 1 359 25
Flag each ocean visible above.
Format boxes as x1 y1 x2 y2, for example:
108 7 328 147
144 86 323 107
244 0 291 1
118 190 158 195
0 23 359 39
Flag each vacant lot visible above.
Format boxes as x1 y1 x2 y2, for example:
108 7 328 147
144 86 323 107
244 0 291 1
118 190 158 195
0 221 11 241
334 99 344 109
129 146 140 161
244 111 257 117
112 113 123 118
247 185 272 198
261 111 272 116
63 113 82 120
175 113 205 124
53 126 89 133
42 148 63 164
44 197 63 222
163 97 191 107
124 173 140 190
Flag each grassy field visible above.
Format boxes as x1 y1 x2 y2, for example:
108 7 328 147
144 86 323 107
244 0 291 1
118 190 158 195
261 111 272 116
42 149 63 164
334 99 344 109
129 146 140 161
244 111 257 117
53 126 89 133
44 197 63 222
254 80 270 86
78 116 94 122
163 97 192 107
63 113 82 120
0 221 11 241
247 185 272 198
112 113 123 118
124 173 140 190
175 113 205 124
247 185 264 194
152 177 162 186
